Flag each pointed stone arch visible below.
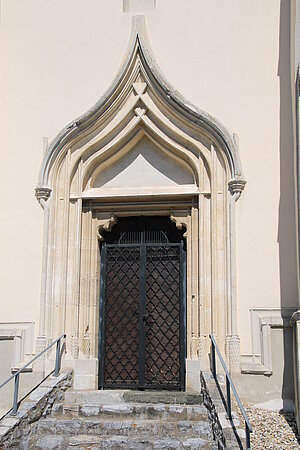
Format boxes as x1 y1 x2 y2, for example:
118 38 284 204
35 16 245 390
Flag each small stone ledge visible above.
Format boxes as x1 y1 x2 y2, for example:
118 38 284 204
241 362 272 375
0 368 73 449
201 371 244 449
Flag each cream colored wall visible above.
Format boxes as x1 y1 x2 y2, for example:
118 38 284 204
0 0 130 328
147 0 294 354
0 0 297 357
93 137 195 188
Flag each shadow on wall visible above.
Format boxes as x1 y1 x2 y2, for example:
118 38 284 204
278 0 298 410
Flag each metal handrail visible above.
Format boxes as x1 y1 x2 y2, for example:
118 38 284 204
209 334 252 450
0 334 66 416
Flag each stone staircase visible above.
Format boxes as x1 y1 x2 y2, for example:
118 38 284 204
24 390 218 449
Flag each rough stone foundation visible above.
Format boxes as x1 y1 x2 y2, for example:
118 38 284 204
0 369 73 449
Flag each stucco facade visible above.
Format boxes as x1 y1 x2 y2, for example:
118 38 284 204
0 0 298 409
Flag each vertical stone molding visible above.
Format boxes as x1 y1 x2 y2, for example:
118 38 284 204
83 334 91 359
198 335 207 362
34 335 48 371
71 336 79 359
190 334 198 359
225 335 241 374
35 335 47 354
46 337 54 358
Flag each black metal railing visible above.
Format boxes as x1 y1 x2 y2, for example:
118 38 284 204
0 334 66 416
209 334 252 450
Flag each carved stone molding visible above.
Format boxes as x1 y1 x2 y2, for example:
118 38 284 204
33 14 247 389
134 106 147 117
170 213 189 237
34 335 48 371
96 214 118 241
225 334 241 374
228 179 246 200
190 334 198 359
198 335 207 361
133 81 147 96
83 334 91 359
35 187 52 207
71 335 79 359
290 309 300 325
37 16 245 192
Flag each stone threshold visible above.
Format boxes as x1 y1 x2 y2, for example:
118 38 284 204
63 389 203 405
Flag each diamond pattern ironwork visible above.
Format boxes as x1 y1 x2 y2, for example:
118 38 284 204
145 245 181 386
104 246 140 386
101 241 184 390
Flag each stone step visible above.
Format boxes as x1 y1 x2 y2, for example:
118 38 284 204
29 433 217 449
35 417 213 440
52 402 208 421
64 390 203 406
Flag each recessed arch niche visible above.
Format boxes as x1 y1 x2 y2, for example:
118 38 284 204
92 136 195 189
35 16 245 390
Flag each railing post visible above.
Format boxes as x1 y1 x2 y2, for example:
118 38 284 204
211 339 216 378
209 335 252 449
226 375 232 420
0 334 66 419
245 422 251 449
11 373 20 416
54 338 61 377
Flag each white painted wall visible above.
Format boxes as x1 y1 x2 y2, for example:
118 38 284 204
0 0 297 357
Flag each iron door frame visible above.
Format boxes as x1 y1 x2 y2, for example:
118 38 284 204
98 242 187 390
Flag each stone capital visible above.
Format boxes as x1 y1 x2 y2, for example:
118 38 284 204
228 179 246 200
35 187 52 202
35 187 52 208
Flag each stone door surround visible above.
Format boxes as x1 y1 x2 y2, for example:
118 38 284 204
35 16 245 389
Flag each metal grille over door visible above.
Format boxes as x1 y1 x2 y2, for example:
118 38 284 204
145 245 182 386
98 217 186 390
102 246 140 386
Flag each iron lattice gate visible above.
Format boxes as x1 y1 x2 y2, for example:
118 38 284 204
98 242 186 390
